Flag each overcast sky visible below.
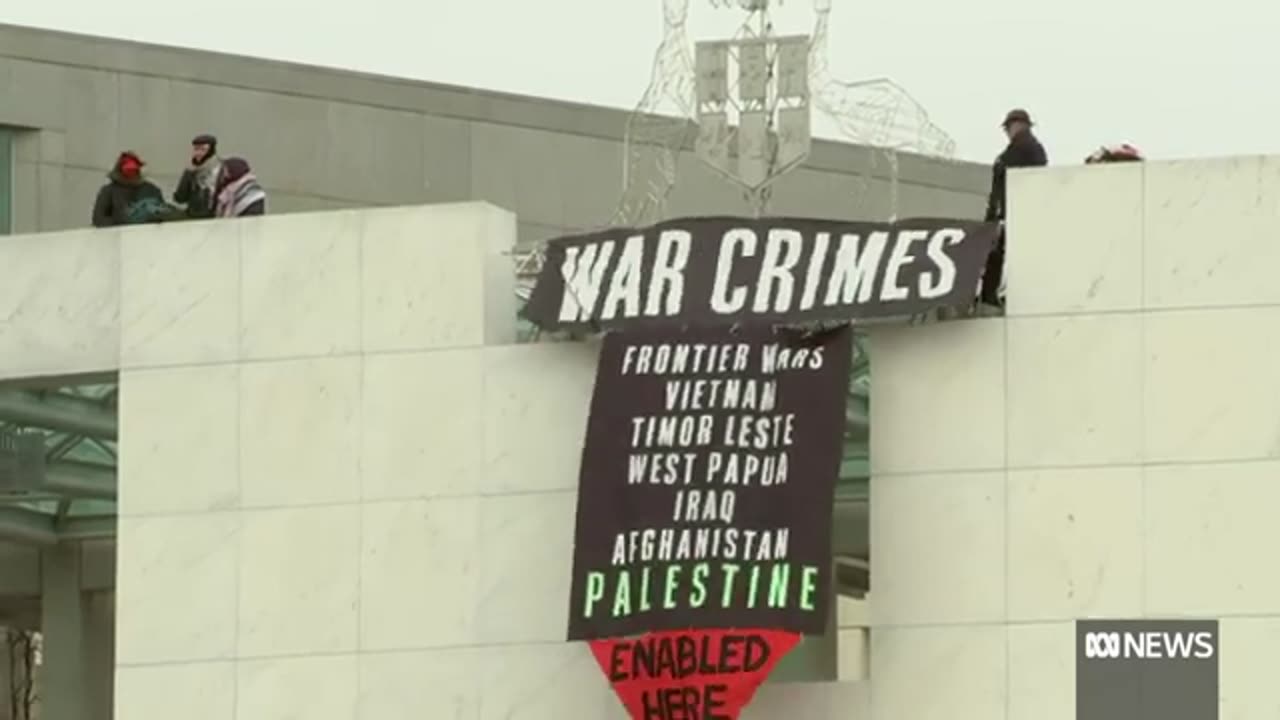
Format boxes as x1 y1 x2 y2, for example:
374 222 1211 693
5 0 1276 164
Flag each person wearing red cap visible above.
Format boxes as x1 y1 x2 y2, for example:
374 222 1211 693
980 108 1048 308
91 151 167 227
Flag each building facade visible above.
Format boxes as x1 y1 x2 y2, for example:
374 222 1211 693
0 20 1004 720
1 153 1278 718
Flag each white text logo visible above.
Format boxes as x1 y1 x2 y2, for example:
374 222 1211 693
1084 631 1215 660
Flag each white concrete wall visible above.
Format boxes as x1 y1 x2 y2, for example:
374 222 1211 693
866 155 1280 720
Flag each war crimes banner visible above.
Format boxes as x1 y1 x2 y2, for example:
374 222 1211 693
522 215 998 331
566 325 852 641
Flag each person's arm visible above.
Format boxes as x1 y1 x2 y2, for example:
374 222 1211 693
173 169 195 203
91 186 113 228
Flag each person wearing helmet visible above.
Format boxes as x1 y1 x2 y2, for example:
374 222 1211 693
1086 144 1144 163
91 151 167 227
981 108 1048 308
173 133 223 219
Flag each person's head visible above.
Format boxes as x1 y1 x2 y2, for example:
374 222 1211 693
1001 108 1033 139
116 151 144 181
191 134 218 165
216 157 252 191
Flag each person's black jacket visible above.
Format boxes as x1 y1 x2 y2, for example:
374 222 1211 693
173 159 221 219
985 129 1048 222
92 163 165 228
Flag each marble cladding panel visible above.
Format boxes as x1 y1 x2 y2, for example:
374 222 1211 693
118 365 239 516
0 227 120 379
1005 313 1144 468
114 514 239 665
1144 155 1280 309
870 624 1007 720
867 320 1006 475
870 470 1006 627
1006 163 1143 316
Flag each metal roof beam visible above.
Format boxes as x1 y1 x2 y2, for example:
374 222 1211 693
0 372 118 391
0 507 56 545
0 507 117 545
42 461 116 500
0 389 117 440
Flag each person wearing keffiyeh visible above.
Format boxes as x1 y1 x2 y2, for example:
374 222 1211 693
174 133 222 219
214 157 267 217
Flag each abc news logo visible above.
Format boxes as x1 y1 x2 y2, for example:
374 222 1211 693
1083 630 1215 660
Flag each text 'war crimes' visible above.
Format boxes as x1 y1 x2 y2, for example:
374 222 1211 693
557 223 971 323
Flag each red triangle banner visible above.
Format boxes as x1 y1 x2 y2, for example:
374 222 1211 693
589 628 802 720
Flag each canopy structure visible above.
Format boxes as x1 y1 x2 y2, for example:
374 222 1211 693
0 382 118 545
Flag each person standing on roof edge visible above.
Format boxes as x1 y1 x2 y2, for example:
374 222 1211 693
91 151 167 227
214 157 267 217
173 133 222 219
981 108 1048 308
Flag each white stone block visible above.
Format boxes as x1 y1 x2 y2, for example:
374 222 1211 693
1006 467 1143 622
1007 622 1073 720
118 365 239 515
120 220 240 368
360 497 479 650
870 624 1007 720
1006 314 1143 468
0 228 120 380
1145 156 1280 309
1218 617 1280 720
115 514 238 664
1145 307 1280 463
115 662 235 720
1145 459 1280 616
836 627 868 680
357 648 482 718
867 320 1006 475
362 350 484 501
1006 163 1143 315
361 202 516 352
748 681 869 719
239 211 361 360
475 643 616 720
238 505 360 657
474 492 575 644
481 342 598 494
240 357 361 508
870 471 1005 626
237 655 359 720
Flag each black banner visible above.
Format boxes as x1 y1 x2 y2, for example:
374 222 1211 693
523 216 997 331
566 325 852 641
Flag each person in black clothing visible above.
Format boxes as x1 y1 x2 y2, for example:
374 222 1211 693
173 133 222 219
91 151 167 228
980 108 1048 308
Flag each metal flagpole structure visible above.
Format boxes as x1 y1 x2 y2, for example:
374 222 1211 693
692 0 811 217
